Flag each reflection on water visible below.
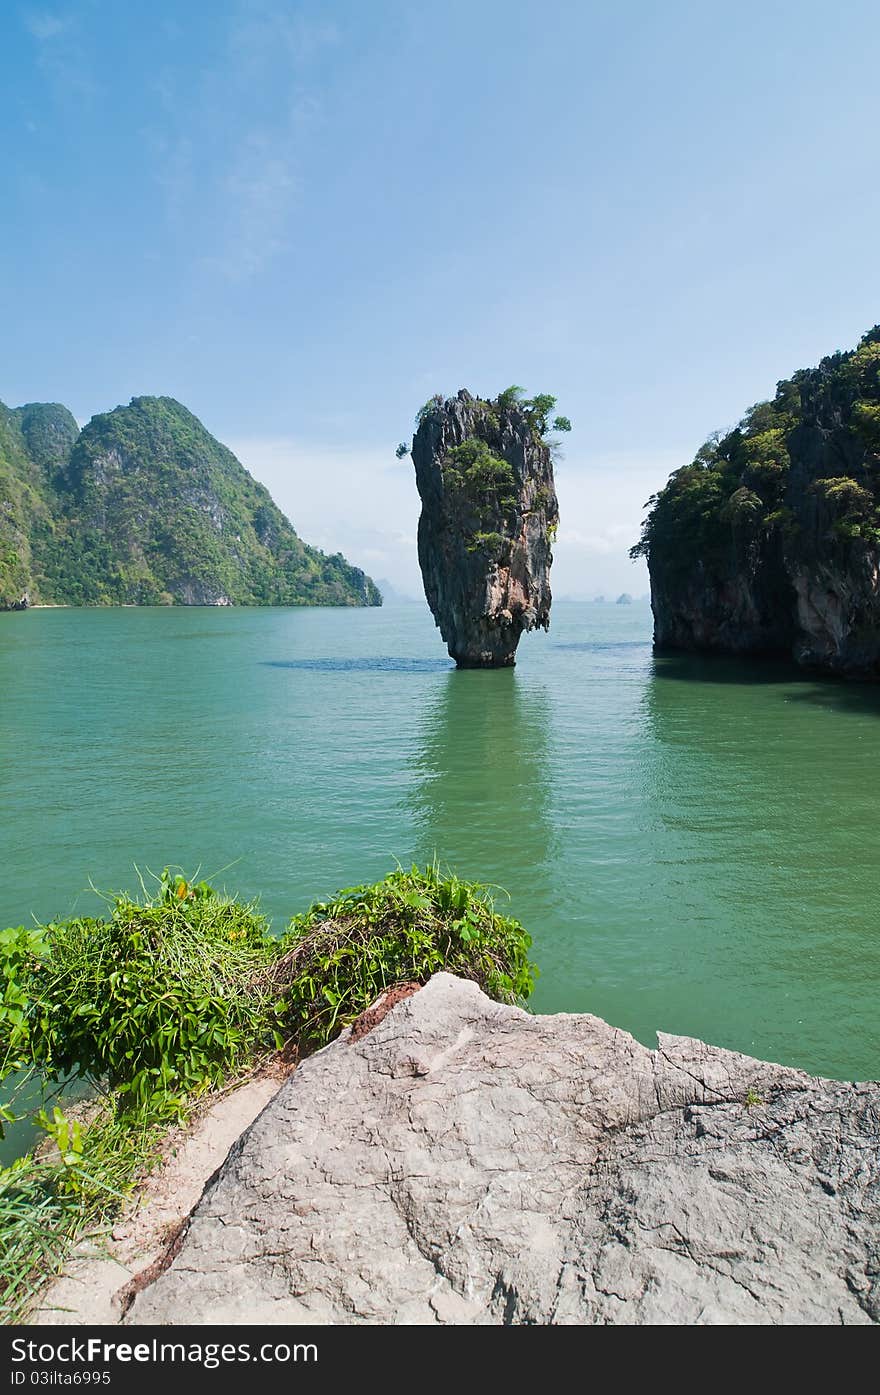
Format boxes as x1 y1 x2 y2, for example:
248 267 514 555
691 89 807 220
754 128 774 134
265 657 452 674
642 652 880 1075
2 601 878 1084
409 669 554 905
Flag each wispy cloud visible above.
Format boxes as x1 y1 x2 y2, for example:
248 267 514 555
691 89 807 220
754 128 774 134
22 9 69 40
148 2 339 281
223 434 674 596
226 434 422 589
21 5 98 103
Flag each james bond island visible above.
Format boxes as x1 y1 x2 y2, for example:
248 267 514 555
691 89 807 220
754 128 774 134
633 326 880 676
400 387 567 668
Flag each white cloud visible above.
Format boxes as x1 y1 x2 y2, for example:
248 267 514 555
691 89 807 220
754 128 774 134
22 9 69 41
227 435 424 593
227 435 681 598
148 5 337 281
22 6 98 102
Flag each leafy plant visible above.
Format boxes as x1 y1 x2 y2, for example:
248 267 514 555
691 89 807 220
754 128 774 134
632 325 880 576
0 864 540 1318
466 530 508 556
15 879 285 1113
273 863 537 1047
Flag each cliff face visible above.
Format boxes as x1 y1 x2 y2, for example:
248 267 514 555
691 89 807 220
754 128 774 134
125 975 880 1326
412 391 559 667
634 327 880 674
0 394 380 609
0 403 73 608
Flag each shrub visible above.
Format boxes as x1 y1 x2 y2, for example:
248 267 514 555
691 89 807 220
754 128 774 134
19 873 284 1113
272 864 537 1047
466 530 508 556
0 865 539 1319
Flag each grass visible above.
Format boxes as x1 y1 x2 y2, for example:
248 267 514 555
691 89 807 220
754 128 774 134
271 863 535 1047
0 1096 163 1321
0 863 536 1321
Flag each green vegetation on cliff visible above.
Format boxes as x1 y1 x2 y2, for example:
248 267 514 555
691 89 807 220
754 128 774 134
0 405 70 607
0 866 534 1318
400 386 569 565
0 394 379 609
631 326 880 669
632 327 880 573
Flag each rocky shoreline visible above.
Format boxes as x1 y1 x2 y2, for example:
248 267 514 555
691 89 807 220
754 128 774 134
34 975 880 1326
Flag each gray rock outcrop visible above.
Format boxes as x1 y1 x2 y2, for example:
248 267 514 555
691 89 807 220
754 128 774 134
127 974 879 1325
412 392 558 667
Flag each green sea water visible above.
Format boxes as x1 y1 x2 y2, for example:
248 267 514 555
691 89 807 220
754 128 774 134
1 600 878 1081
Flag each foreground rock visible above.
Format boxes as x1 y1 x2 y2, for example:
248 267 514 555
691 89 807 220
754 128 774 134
411 391 559 667
128 974 879 1325
33 1074 285 1325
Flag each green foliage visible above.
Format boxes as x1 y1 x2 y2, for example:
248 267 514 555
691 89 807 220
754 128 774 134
0 863 540 1318
720 486 765 527
525 393 557 433
552 415 572 433
497 385 526 410
13 404 79 477
0 927 48 1067
395 441 410 459
466 530 508 556
416 395 444 425
15 878 284 1114
276 864 537 1047
0 394 380 609
0 1096 169 1322
632 326 880 573
811 476 874 513
445 438 516 500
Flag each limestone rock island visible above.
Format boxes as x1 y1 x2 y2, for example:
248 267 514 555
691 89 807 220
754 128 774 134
633 327 880 675
407 387 565 667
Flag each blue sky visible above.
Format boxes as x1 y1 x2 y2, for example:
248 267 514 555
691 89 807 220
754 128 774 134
2 0 879 595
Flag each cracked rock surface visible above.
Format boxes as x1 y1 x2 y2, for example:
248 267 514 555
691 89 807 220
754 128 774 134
127 974 880 1325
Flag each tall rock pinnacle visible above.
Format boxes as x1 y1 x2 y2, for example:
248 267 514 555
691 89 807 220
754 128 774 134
409 389 562 668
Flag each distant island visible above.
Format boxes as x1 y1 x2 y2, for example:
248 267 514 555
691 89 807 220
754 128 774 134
616 593 632 605
633 327 880 676
0 396 380 609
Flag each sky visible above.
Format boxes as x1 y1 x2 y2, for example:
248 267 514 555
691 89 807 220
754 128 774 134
2 0 879 597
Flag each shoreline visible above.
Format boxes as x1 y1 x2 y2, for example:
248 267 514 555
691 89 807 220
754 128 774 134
30 1063 290 1325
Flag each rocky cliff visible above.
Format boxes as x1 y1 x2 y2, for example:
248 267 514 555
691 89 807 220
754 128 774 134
633 327 880 674
410 390 560 666
0 395 379 609
122 974 879 1326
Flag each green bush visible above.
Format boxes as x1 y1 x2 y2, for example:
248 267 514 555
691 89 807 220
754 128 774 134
0 864 538 1317
274 864 536 1046
12 874 284 1113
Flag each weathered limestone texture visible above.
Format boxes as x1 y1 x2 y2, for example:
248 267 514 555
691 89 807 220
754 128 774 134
127 975 879 1326
412 392 558 667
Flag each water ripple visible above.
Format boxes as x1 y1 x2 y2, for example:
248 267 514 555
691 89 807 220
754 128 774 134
264 657 453 674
